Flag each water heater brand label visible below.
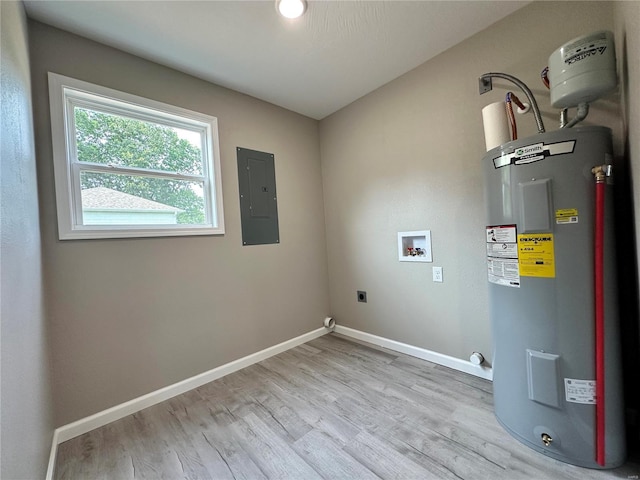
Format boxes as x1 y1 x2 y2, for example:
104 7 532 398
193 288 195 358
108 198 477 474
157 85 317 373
562 31 609 65
514 143 544 163
564 378 596 404
518 234 556 278
486 225 520 288
493 141 576 169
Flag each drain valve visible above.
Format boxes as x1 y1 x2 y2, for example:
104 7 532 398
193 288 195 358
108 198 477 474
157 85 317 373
541 433 553 446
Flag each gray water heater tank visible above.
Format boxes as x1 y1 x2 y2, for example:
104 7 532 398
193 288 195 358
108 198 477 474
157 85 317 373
483 126 625 468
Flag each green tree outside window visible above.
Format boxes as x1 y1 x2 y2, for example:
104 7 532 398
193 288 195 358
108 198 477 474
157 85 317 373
75 108 206 224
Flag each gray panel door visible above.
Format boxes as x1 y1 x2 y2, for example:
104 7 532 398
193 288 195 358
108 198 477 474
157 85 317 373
237 147 279 245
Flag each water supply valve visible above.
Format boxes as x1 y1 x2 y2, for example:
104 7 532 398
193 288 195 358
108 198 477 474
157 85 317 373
592 164 613 184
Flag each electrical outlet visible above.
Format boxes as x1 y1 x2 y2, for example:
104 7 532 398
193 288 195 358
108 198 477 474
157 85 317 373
432 267 443 283
357 290 367 303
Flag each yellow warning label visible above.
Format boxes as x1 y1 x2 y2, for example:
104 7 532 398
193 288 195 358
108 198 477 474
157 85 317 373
555 208 579 225
518 233 555 278
556 208 578 218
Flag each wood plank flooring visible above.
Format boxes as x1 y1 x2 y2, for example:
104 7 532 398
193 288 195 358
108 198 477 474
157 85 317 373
55 333 640 479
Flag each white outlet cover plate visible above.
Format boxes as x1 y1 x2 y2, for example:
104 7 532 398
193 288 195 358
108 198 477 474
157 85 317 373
433 266 443 282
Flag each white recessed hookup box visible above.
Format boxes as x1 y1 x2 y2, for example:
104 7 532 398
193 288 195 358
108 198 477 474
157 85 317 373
398 230 432 262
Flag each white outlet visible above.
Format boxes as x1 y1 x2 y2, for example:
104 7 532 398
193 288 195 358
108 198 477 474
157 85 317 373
432 266 443 283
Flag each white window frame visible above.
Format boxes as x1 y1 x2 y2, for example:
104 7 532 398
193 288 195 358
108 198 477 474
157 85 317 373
48 72 225 240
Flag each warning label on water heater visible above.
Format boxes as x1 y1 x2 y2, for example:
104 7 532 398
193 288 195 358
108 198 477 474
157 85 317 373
486 225 520 288
518 233 556 278
556 208 579 225
564 378 596 404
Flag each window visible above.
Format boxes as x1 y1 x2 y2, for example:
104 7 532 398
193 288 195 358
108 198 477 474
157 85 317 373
48 73 224 240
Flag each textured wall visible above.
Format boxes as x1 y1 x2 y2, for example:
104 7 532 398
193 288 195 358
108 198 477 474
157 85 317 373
613 0 640 447
23 0 637 436
29 21 330 426
1 2 54 478
615 1 640 283
319 2 619 364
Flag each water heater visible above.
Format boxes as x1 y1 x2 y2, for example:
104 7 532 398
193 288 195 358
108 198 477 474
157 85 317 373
483 126 625 468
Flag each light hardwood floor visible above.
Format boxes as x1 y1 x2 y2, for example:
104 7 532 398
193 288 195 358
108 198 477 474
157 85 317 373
55 333 639 479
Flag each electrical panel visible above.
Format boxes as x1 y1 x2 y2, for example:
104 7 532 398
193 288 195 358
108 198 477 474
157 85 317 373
237 147 279 245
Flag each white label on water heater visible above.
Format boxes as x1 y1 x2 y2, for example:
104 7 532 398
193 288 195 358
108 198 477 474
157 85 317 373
488 258 520 288
486 225 520 288
487 242 518 258
487 225 517 243
564 378 596 404
493 141 576 169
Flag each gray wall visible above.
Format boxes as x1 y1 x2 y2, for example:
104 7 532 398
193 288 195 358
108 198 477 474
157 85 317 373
1 2 54 478
21 0 639 437
29 21 330 426
613 0 640 443
319 1 620 364
615 1 640 289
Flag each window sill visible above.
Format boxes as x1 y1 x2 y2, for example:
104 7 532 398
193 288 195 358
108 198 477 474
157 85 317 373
58 225 225 241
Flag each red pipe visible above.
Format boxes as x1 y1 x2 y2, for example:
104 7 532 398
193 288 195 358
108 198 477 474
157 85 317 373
505 100 517 140
594 177 606 466
541 66 550 89
505 92 525 141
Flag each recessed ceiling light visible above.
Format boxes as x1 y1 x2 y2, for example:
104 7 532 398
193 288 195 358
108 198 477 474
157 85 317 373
276 0 307 19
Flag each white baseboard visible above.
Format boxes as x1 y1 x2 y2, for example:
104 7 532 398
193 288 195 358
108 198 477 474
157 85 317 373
51 326 330 453
46 323 490 479
45 429 59 480
334 325 493 381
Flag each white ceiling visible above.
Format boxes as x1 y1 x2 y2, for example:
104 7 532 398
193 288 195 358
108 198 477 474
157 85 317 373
24 1 529 120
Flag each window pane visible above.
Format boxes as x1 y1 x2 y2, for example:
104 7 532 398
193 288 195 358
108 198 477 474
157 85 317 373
80 171 206 225
74 107 204 176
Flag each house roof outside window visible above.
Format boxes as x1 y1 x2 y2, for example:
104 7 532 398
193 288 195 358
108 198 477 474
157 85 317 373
81 187 183 213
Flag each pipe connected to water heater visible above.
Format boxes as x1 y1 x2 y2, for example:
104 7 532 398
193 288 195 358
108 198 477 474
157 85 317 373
479 72 546 134
481 31 625 470
592 164 611 466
